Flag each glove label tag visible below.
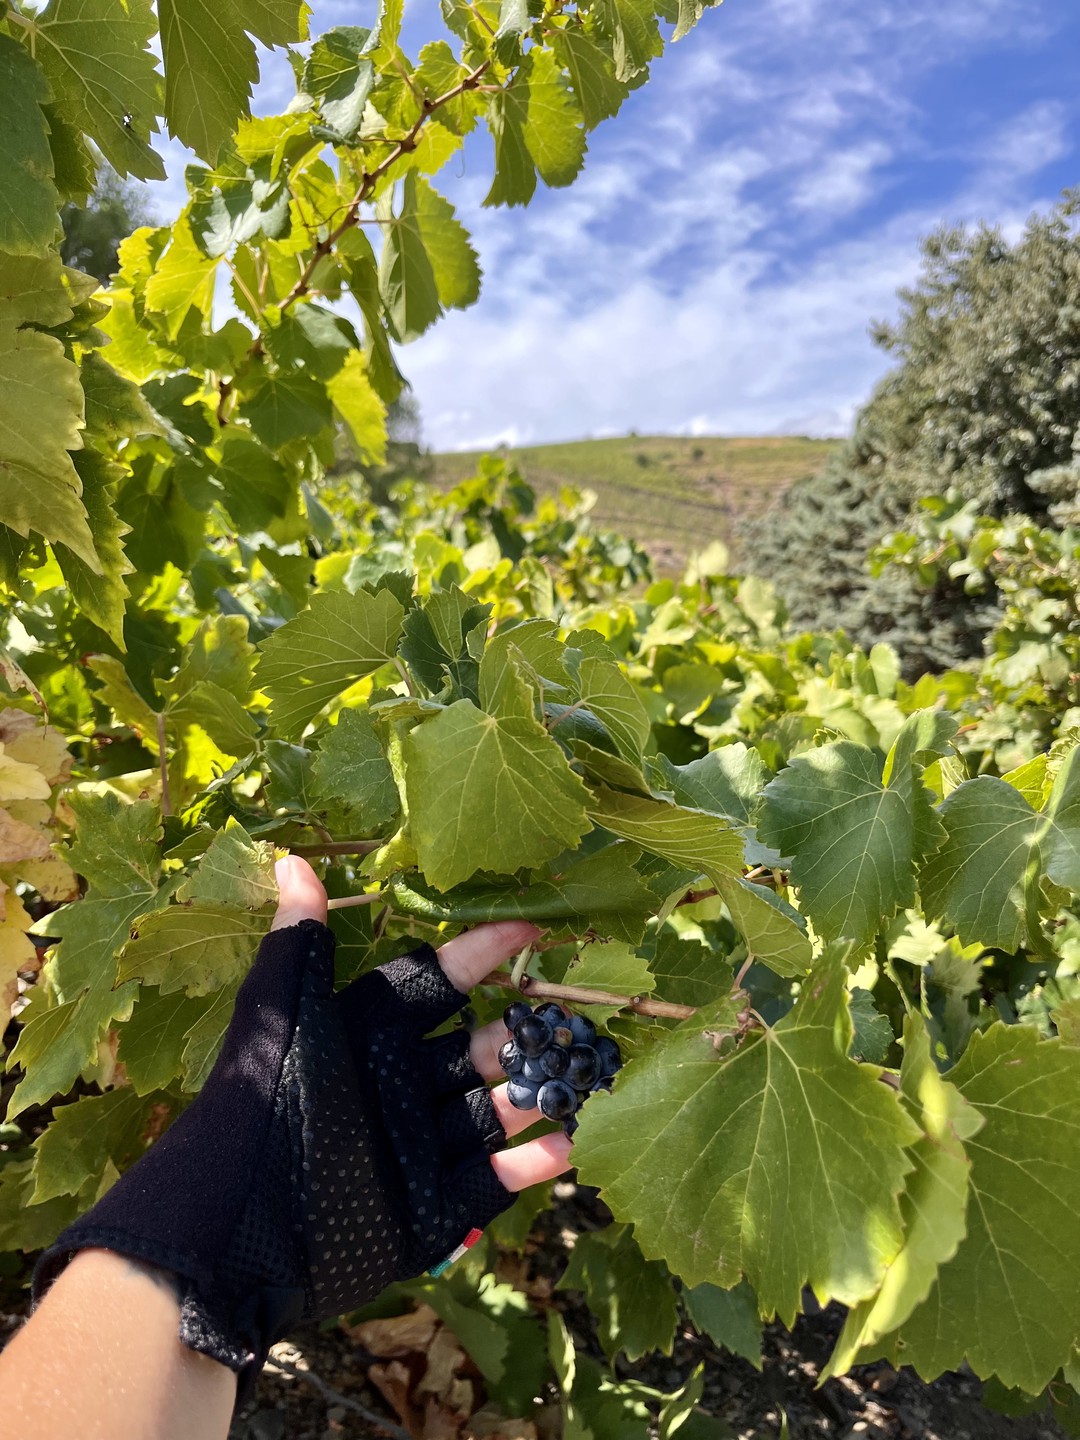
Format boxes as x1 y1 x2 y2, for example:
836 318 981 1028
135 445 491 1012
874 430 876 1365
428 1227 484 1277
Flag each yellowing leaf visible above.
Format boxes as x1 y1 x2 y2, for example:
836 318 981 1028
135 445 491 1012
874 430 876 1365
0 318 97 570
0 744 52 802
0 708 73 787
327 350 387 465
1 889 36 1004
144 212 219 338
119 899 270 996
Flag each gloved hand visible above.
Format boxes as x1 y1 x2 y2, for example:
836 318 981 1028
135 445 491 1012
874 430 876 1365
33 858 568 1401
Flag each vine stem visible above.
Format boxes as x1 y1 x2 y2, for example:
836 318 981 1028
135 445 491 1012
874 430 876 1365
482 970 698 1021
244 57 492 365
263 1356 411 1440
289 839 383 857
326 892 382 910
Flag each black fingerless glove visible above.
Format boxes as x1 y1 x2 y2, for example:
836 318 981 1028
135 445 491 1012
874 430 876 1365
33 921 514 1399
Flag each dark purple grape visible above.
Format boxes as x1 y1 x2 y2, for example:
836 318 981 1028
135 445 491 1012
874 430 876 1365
514 1014 553 1057
498 1040 523 1075
551 1025 573 1048
522 1056 546 1083
506 1077 540 1110
539 1045 570 1079
504 1000 532 1031
595 1037 622 1077
569 1014 597 1045
563 1115 579 1139
534 1001 567 1026
537 1078 578 1121
591 1074 613 1092
566 1044 601 1089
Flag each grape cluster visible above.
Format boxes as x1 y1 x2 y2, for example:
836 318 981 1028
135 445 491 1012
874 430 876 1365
498 999 622 1138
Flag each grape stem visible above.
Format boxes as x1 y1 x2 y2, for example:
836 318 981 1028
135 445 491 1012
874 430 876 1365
289 839 384 856
326 892 382 910
483 970 698 1020
509 942 534 988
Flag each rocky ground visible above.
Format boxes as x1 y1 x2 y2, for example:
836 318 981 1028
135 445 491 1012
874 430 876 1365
223 1183 1064 1440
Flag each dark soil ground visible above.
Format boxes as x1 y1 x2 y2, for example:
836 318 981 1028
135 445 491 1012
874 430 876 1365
217 1182 1063 1440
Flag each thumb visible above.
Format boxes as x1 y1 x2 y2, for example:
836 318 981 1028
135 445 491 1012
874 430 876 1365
271 854 329 930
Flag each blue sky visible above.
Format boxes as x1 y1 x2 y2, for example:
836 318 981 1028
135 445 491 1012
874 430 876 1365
152 0 1080 451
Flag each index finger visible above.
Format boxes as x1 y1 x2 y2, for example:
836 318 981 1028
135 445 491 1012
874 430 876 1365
435 921 542 995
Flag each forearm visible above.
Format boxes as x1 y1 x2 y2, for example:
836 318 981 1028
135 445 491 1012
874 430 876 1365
0 1249 236 1440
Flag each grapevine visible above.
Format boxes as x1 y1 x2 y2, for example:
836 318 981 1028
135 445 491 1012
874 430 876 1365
0 0 1079 1429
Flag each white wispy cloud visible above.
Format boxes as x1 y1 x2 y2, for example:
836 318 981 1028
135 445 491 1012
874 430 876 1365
140 0 1078 450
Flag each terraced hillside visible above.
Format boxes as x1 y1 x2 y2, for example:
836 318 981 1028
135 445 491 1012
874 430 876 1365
433 434 839 572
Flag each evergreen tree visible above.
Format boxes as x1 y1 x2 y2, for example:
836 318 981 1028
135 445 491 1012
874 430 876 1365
747 191 1080 669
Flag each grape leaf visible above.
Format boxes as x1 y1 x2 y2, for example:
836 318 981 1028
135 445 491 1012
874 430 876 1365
390 843 658 943
257 589 406 739
656 744 780 867
0 1160 80 1252
53 450 132 648
586 784 743 885
873 1024 1080 1393
161 614 255 709
759 736 942 943
648 927 734 1009
1 889 36 998
575 949 921 1316
180 979 239 1090
575 655 651 760
918 752 1080 950
822 1012 981 1379
404 585 491 696
158 0 309 161
176 818 276 908
302 26 374 140
378 173 480 343
485 49 585 207
241 371 333 448
327 351 387 466
683 1280 763 1368
214 438 292 532
558 1223 678 1363
715 874 812 977
34 0 165 180
312 709 400 837
589 0 663 81
560 938 656 996
118 986 209 1093
847 988 894 1063
0 317 97 570
404 667 592 891
553 27 629 131
119 899 270 996
143 213 219 338
0 37 59 255
8 794 160 1117
30 1086 156 1203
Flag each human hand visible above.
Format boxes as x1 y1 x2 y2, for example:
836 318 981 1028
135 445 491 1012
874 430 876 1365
35 855 571 1401
271 854 573 1192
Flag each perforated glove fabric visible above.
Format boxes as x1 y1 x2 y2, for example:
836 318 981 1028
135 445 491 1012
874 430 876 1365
33 919 514 1397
